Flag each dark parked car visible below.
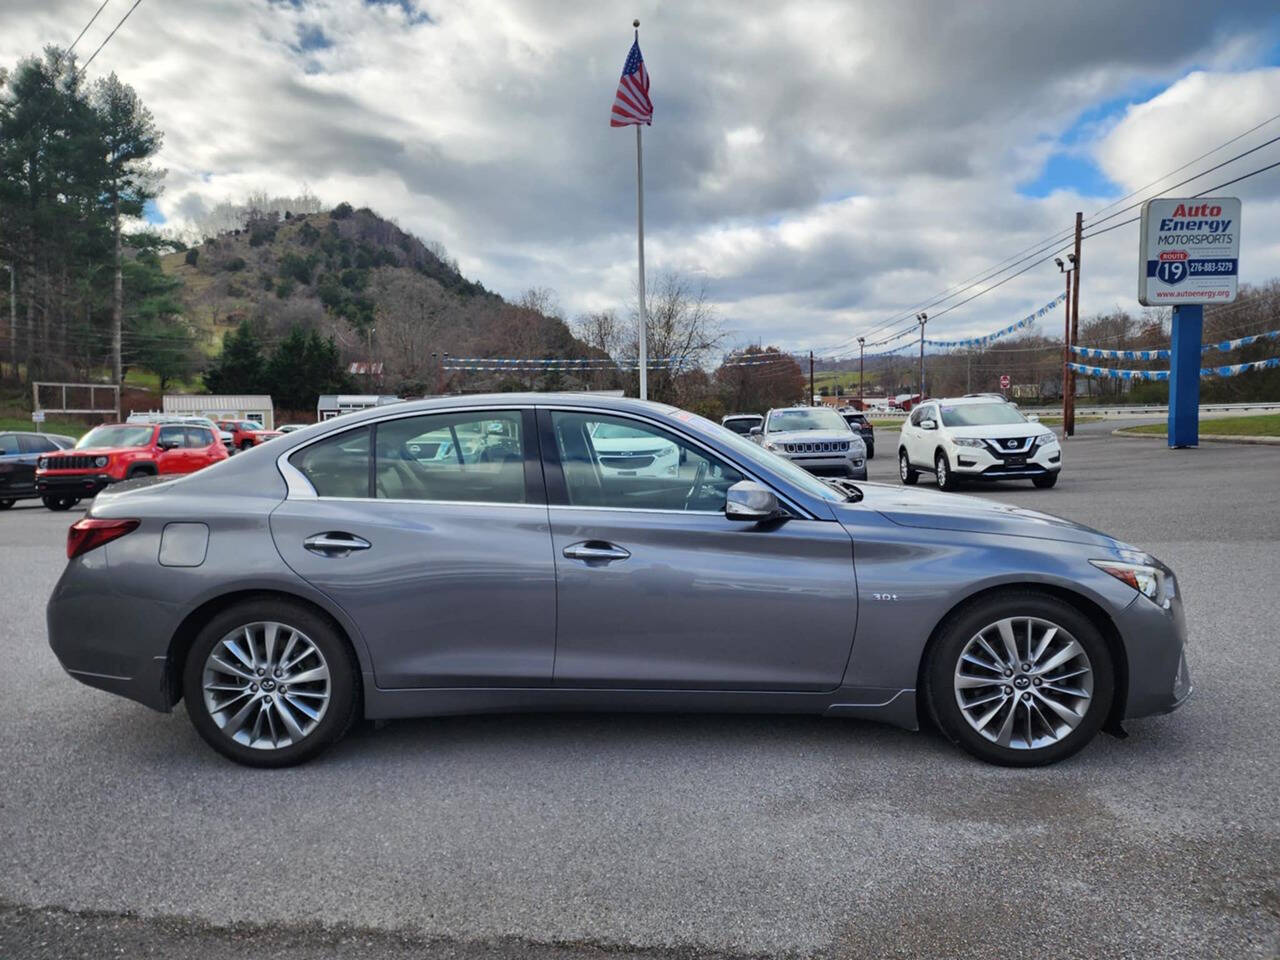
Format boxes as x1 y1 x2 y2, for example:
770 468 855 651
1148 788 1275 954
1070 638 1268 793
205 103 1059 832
840 410 875 458
0 431 78 509
47 394 1190 769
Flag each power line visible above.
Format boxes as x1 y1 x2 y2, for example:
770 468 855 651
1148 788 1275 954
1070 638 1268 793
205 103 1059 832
80 0 144 73
65 0 115 63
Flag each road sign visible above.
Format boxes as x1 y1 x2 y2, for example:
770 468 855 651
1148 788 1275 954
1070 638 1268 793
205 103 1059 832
999 374 1010 389
31 410 45 423
1138 197 1240 305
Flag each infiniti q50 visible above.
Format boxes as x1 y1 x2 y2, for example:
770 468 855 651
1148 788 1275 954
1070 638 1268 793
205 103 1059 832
47 395 1190 767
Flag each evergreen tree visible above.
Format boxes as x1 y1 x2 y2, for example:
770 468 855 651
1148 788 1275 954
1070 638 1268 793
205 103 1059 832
204 320 265 394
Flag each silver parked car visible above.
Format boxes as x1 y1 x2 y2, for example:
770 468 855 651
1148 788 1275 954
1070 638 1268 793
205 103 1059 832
757 406 867 479
47 394 1190 768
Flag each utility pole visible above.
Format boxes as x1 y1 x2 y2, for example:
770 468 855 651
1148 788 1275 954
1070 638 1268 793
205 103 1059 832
1068 211 1083 436
2 264 13 380
1056 256 1074 439
857 337 865 408
916 312 928 402
809 350 815 406
366 326 376 392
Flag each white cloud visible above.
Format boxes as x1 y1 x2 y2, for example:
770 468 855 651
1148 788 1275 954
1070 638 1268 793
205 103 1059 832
2 0 1278 354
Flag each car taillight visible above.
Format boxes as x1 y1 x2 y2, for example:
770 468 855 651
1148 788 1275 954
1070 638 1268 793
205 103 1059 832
67 517 140 560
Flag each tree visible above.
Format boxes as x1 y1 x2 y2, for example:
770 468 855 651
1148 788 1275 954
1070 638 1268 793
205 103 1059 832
627 271 725 405
714 346 805 413
92 72 163 386
204 320 265 394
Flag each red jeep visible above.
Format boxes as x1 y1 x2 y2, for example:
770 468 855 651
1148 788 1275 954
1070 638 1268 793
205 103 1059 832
35 422 229 510
215 419 283 451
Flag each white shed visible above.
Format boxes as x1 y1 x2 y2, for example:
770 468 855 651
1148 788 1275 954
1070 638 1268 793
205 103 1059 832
163 395 276 430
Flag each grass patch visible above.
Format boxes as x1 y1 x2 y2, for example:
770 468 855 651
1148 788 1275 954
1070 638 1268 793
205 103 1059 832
0 416 93 439
1123 413 1280 437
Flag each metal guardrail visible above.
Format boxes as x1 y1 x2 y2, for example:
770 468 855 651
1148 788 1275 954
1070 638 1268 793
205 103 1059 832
861 401 1280 421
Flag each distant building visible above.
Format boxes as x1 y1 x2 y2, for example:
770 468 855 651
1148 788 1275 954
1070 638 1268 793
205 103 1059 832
316 394 403 421
163 394 275 429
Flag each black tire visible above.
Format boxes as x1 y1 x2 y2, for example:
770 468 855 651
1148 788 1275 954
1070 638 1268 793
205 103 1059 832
935 451 959 491
866 440 875 460
183 599 360 768
42 495 75 511
0 498 13 510
126 465 156 479
1033 473 1059 489
240 439 254 451
898 448 919 485
923 591 1114 767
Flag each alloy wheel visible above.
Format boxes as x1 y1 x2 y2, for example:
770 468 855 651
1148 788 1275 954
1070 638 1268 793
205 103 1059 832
936 457 947 487
201 621 331 750
953 616 1093 750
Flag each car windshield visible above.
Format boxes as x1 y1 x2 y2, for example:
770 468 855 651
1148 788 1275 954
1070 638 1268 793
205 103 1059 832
591 422 653 440
76 425 153 449
939 403 1027 427
720 417 761 435
659 407 842 502
767 408 849 433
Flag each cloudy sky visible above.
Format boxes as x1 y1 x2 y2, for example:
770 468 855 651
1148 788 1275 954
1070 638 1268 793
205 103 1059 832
4 0 1280 357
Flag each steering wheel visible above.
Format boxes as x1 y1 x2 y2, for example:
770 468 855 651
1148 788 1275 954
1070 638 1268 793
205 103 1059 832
682 460 709 511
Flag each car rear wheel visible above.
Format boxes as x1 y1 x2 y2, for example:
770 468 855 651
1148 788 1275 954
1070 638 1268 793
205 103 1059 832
183 600 359 768
898 449 919 485
923 592 1113 766
935 452 959 491
0 498 13 510
42 495 76 511
1033 473 1059 489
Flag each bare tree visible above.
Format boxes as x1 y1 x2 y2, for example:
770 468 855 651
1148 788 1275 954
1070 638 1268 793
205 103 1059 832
626 271 726 405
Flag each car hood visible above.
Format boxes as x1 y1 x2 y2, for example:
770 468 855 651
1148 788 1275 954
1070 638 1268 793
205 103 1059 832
45 446 133 458
938 423 1053 441
844 481 1117 547
767 430 862 445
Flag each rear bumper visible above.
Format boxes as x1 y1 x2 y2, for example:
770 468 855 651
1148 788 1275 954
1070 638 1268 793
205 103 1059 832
36 473 115 495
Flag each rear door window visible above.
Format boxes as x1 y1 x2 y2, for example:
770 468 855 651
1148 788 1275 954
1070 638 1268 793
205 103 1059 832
19 435 58 454
290 427 372 498
185 427 213 448
374 411 527 503
0 434 17 455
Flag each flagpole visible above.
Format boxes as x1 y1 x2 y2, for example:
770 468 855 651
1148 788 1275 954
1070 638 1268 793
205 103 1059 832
633 20 648 401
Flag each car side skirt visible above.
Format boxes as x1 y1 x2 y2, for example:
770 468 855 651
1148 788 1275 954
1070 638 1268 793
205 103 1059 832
360 683 920 731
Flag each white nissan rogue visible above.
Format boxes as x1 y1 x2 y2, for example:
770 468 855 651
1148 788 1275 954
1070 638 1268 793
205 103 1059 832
897 396 1061 490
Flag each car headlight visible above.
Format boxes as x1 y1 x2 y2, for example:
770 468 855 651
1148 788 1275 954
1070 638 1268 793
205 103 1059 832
1033 433 1057 448
764 441 781 451
94 456 109 468
1090 559 1168 607
952 437 985 448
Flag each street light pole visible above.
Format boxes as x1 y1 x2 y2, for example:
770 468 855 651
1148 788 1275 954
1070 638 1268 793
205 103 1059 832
916 312 928 402
1068 212 1083 436
809 350 815 406
857 337 865 408
1056 257 1073 439
1 264 13 381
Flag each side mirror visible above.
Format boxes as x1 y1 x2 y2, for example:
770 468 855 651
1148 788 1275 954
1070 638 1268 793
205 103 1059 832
1026 414 1040 422
920 419 937 430
749 426 762 436
158 439 180 450
725 480 787 523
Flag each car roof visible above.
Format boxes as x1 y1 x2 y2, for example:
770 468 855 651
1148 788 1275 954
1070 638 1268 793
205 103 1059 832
722 413 762 420
928 396 1011 406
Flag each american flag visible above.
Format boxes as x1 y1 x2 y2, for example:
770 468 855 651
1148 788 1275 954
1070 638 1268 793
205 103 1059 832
610 38 652 127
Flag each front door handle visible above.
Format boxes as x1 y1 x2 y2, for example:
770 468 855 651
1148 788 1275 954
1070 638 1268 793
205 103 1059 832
303 532 372 557
562 541 631 562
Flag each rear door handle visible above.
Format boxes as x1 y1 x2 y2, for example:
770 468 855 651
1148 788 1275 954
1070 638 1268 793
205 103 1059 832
303 532 372 557
562 541 631 562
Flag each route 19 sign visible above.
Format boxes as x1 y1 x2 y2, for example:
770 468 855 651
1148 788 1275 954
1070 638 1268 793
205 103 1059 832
1138 197 1240 306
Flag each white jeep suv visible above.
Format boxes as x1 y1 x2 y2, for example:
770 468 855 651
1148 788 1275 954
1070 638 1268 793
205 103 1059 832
897 397 1061 490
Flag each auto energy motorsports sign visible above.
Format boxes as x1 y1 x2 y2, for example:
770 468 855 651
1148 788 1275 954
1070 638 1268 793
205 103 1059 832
1138 197 1240 305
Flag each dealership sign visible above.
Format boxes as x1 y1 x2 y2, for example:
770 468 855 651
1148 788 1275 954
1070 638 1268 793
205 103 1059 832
1138 197 1240 305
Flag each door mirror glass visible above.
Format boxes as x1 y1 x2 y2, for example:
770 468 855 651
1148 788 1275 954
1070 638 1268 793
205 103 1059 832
724 480 786 522
920 419 937 430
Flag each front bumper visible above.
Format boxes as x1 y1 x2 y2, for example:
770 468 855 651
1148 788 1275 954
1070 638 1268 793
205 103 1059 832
781 453 866 477
36 473 115 496
949 441 1061 480
1115 579 1193 720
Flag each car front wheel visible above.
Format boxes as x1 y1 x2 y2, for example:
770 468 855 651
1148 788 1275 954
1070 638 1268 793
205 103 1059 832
935 452 959 491
924 592 1114 766
1033 473 1059 489
183 599 359 767
0 498 13 510
898 449 919 485
42 495 76 511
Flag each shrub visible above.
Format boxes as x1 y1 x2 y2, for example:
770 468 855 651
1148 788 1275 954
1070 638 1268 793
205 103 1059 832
276 278 296 299
224 256 246 272
184 248 199 267
297 221 320 246
331 202 354 220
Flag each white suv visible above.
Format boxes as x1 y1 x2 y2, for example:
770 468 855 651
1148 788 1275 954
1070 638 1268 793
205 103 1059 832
897 397 1061 490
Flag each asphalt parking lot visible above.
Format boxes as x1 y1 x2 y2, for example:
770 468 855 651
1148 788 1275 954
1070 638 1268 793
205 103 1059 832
1 420 1277 959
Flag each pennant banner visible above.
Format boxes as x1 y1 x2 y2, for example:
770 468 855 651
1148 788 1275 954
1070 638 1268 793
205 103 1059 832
1072 328 1280 361
1067 357 1280 381
925 293 1066 349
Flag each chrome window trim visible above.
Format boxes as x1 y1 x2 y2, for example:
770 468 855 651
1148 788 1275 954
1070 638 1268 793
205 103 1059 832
277 401 819 520
301 495 545 510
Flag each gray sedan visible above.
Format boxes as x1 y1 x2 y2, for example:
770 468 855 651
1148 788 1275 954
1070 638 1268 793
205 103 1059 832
47 394 1190 768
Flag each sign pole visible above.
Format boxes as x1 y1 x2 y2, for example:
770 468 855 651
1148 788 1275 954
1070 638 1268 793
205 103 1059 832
1168 305 1202 448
